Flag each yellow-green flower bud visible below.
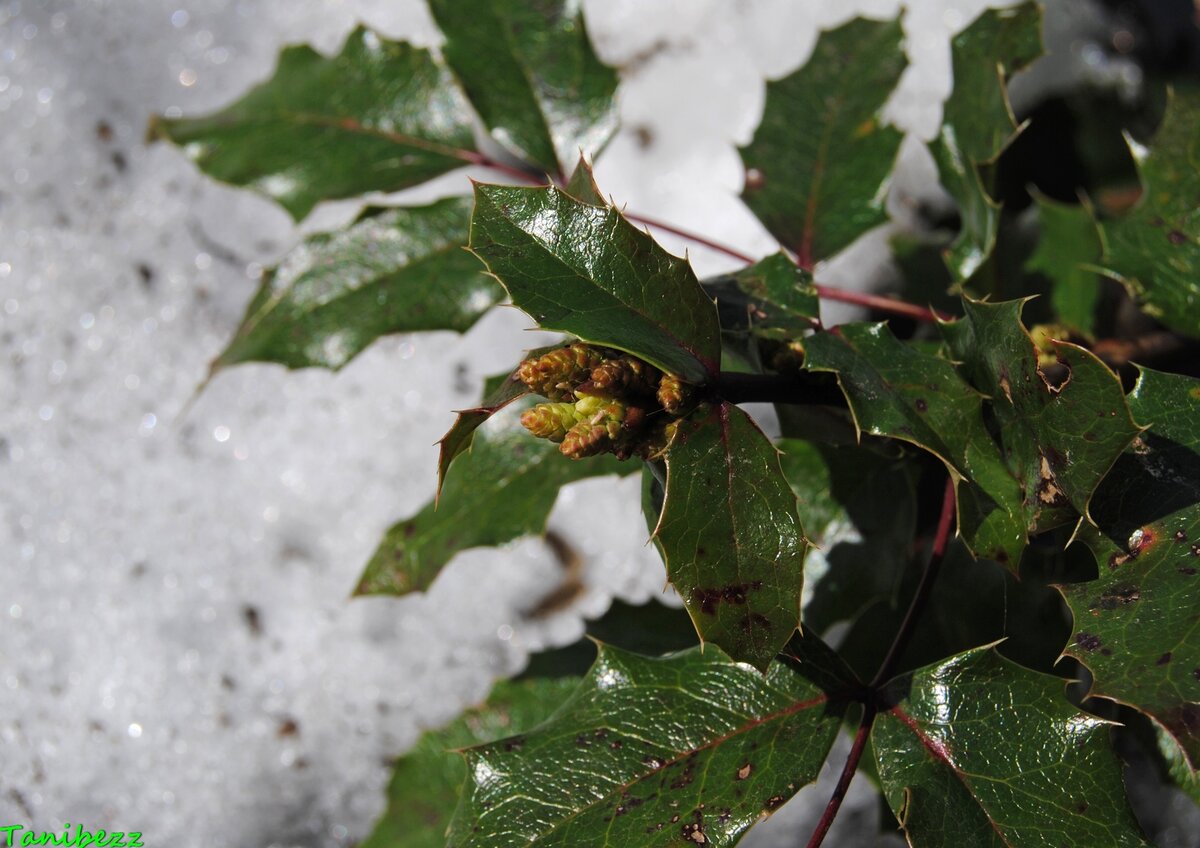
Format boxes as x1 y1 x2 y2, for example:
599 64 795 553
520 402 580 442
517 344 608 401
657 373 696 416
589 356 661 398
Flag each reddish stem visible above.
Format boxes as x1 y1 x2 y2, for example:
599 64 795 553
805 705 876 848
814 286 952 325
621 212 757 263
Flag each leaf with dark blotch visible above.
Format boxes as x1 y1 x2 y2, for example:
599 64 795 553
214 197 498 371
651 402 808 670
428 0 618 176
932 3 1042 279
802 322 1029 568
1026 194 1104 338
447 631 854 847
360 677 579 848
355 404 628 597
740 17 906 267
1062 367 1200 770
563 155 607 207
148 27 477 220
1100 85 1200 337
942 298 1141 535
469 183 721 384
874 648 1150 847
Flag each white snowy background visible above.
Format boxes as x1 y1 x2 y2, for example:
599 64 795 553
4 1 1194 847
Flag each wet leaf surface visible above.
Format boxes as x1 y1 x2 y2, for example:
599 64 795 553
740 17 906 266
448 631 854 847
1063 367 1200 769
874 648 1149 847
150 27 477 220
1026 195 1104 339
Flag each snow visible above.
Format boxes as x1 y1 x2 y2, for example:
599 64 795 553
0 1 1017 845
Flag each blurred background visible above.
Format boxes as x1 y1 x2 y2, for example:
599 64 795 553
2 1 1196 846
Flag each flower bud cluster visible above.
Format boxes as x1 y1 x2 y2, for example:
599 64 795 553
517 343 698 460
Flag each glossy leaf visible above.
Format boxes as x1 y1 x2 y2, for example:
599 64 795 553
361 677 579 848
740 17 906 267
1062 367 1200 769
942 298 1141 535
802 322 1029 567
355 405 628 596
652 402 808 670
214 197 498 371
563 155 607 206
428 0 617 176
874 647 1149 847
149 27 477 220
469 183 721 383
1027 195 1103 338
932 3 1042 279
448 632 854 847
1100 85 1200 337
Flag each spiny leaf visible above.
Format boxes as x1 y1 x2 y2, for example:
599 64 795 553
1026 194 1104 339
355 404 628 597
1100 85 1200 337
740 16 907 267
428 0 617 177
1062 367 1200 770
448 632 854 847
563 155 607 206
360 677 579 848
932 3 1042 279
213 197 498 371
149 27 477 220
651 402 808 671
469 183 721 384
942 298 1141 535
873 647 1150 847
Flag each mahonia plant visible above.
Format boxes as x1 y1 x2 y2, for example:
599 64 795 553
152 1 1200 845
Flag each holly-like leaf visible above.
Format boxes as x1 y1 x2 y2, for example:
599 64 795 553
740 17 906 267
1100 85 1200 337
361 677 579 848
148 27 478 220
651 402 808 670
1027 195 1104 339
1062 367 1200 770
932 3 1042 279
563 155 607 207
428 0 617 177
802 322 1029 567
469 183 721 383
873 647 1150 847
448 632 854 847
355 404 628 596
213 197 498 371
942 298 1141 535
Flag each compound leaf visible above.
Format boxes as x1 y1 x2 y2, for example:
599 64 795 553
429 0 618 176
1100 85 1200 337
1027 195 1104 339
873 648 1149 847
214 197 498 371
740 17 907 267
652 402 808 670
1062 367 1200 770
448 632 854 847
469 183 721 383
932 3 1042 279
355 404 628 596
149 27 477 220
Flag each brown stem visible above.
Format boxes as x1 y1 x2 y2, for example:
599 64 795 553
804 706 876 848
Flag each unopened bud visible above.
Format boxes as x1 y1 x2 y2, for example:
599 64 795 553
589 357 661 398
657 374 696 416
517 344 608 401
520 402 579 442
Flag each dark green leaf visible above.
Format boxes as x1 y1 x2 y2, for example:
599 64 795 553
360 677 579 848
428 0 618 176
1062 367 1200 769
213 197 498 371
932 3 1042 279
469 183 721 383
563 155 607 206
942 298 1141 535
740 17 906 266
652 402 808 670
448 631 854 847
355 403 628 596
149 27 477 220
1027 195 1104 338
874 647 1149 847
802 322 1029 567
1100 85 1200 337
